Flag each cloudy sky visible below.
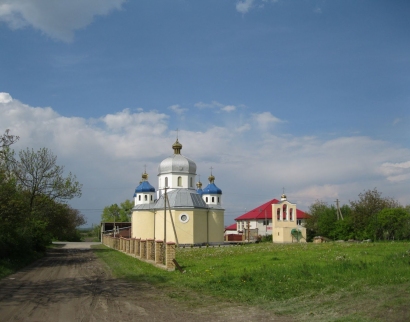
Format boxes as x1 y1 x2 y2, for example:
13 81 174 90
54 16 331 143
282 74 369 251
1 0 409 227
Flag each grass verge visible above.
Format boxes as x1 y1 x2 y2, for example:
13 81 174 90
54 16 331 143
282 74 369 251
93 242 410 321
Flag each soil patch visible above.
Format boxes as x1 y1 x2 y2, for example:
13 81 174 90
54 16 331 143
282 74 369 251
0 245 291 321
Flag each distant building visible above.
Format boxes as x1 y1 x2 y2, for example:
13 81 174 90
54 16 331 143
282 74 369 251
131 139 225 245
231 195 309 243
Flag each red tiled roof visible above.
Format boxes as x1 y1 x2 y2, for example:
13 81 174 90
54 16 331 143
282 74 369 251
225 223 237 231
234 198 309 221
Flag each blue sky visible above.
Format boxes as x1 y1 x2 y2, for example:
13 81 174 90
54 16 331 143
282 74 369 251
1 0 409 227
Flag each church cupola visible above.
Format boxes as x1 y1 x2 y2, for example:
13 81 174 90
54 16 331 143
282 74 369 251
172 139 182 154
196 176 203 195
134 171 156 206
202 169 222 206
157 138 197 198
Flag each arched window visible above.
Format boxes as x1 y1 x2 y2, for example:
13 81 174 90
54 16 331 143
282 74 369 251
290 208 293 221
283 204 287 220
190 177 193 187
144 195 147 201
277 208 280 220
218 197 220 203
150 195 153 201
138 195 141 201
165 177 168 187
206 197 208 202
178 176 182 186
212 197 215 202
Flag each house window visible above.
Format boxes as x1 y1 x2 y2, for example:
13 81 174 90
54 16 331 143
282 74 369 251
277 208 280 220
283 204 287 220
290 208 293 221
165 177 168 187
178 176 182 187
297 219 301 225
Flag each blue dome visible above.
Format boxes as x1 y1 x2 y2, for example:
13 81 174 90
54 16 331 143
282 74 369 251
202 183 222 195
196 188 203 196
135 181 155 193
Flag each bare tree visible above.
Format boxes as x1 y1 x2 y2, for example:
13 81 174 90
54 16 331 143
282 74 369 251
12 147 82 210
0 129 19 149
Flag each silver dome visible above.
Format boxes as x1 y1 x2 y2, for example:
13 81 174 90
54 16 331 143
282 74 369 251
158 154 197 175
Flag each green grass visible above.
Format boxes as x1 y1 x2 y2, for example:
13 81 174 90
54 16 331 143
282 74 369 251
93 242 410 321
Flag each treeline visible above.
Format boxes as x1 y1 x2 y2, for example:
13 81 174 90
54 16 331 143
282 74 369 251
0 130 84 260
306 189 410 241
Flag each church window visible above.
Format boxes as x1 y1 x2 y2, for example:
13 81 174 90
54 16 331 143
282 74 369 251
138 195 141 201
218 197 220 203
283 204 287 220
144 195 147 201
165 177 168 187
206 197 208 202
212 197 215 202
277 208 280 220
150 195 153 201
290 208 293 221
190 177 193 187
178 176 182 186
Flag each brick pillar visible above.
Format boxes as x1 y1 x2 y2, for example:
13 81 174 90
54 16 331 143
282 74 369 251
166 242 176 270
140 240 146 259
130 238 134 254
147 239 155 260
155 241 163 264
135 239 141 257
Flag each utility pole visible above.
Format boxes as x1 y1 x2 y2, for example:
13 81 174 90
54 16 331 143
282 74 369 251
164 187 167 243
335 199 344 220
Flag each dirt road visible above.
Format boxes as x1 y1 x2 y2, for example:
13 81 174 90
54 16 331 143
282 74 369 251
0 243 291 322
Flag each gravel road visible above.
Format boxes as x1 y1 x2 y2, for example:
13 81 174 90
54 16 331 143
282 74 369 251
0 242 291 322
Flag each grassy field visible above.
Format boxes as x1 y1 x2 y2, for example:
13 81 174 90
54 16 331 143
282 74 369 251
94 242 410 321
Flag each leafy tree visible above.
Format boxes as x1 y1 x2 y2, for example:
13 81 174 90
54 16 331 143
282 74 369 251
101 199 133 222
350 188 399 239
374 208 410 240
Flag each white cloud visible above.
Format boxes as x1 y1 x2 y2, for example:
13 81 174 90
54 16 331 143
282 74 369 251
236 0 255 14
221 105 236 112
252 111 283 130
380 161 410 182
236 123 251 133
0 0 126 42
0 92 13 103
168 104 188 115
1 92 409 226
195 101 238 113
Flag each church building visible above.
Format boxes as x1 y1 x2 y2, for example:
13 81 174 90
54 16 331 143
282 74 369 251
131 139 225 245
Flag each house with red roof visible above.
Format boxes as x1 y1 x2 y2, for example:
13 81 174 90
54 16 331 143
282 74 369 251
227 194 309 243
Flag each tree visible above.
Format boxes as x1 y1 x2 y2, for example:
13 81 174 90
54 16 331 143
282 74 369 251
350 188 399 239
11 147 82 210
101 200 133 222
0 129 19 149
375 208 410 240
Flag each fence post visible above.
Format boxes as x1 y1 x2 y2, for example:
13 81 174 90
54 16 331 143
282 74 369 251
140 240 146 259
166 242 176 270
